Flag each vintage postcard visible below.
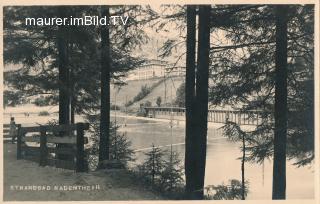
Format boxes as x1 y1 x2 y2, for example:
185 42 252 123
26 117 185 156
0 0 319 203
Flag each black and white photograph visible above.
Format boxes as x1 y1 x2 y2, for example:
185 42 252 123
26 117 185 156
1 1 318 202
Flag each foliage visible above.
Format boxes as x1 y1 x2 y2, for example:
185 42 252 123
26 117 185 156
144 100 152 107
223 117 273 164
136 145 184 197
46 119 59 126
156 5 314 166
138 145 166 184
156 96 162 107
125 78 167 107
158 151 184 193
111 104 121 110
125 85 151 107
135 85 151 103
223 121 246 140
4 5 155 115
38 111 50 116
205 179 249 200
208 5 314 166
174 82 185 107
86 114 135 170
33 95 57 106
109 130 135 162
3 90 28 107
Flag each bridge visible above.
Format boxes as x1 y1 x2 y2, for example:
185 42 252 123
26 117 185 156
144 107 270 126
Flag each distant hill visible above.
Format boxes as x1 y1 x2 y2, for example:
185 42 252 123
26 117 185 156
110 76 184 109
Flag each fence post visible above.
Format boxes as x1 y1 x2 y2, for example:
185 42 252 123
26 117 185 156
39 126 48 167
10 117 16 143
76 123 85 172
16 124 22 160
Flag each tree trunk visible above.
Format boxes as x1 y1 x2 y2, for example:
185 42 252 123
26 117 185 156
99 6 111 165
57 7 72 163
272 5 288 200
184 5 197 199
241 134 245 200
70 56 75 125
194 5 210 199
71 96 75 124
188 5 211 200
57 19 70 126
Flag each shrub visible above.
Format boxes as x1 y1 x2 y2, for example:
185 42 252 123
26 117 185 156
204 179 249 200
125 79 166 107
156 96 162 107
144 100 152 107
34 96 48 106
136 101 152 117
175 82 185 107
3 90 27 107
125 85 152 107
158 151 184 193
125 100 134 107
111 104 121 110
133 85 151 102
38 111 50 116
138 144 166 185
46 119 59 125
86 114 135 170
136 145 184 197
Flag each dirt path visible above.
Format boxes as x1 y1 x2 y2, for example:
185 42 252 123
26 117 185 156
3 143 163 201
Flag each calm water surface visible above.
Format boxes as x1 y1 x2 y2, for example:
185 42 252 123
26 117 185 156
6 112 314 199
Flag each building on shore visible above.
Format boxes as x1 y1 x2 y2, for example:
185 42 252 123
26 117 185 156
126 59 185 81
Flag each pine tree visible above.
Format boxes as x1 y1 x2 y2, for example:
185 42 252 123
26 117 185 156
184 5 197 198
159 151 184 193
207 5 313 199
157 4 314 199
99 5 111 165
223 121 248 200
272 5 289 199
208 4 314 167
191 5 211 199
4 5 155 116
4 5 157 164
140 144 166 185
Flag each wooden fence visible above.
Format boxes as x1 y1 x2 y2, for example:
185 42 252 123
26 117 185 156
3 124 12 142
145 107 270 125
3 123 20 143
17 123 89 172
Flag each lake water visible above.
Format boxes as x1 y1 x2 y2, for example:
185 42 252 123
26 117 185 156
4 111 314 200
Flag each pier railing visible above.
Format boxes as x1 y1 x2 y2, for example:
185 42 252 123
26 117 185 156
144 107 270 125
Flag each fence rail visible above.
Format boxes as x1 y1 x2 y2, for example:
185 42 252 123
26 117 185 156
3 123 20 143
16 122 89 172
3 124 11 139
145 107 271 125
